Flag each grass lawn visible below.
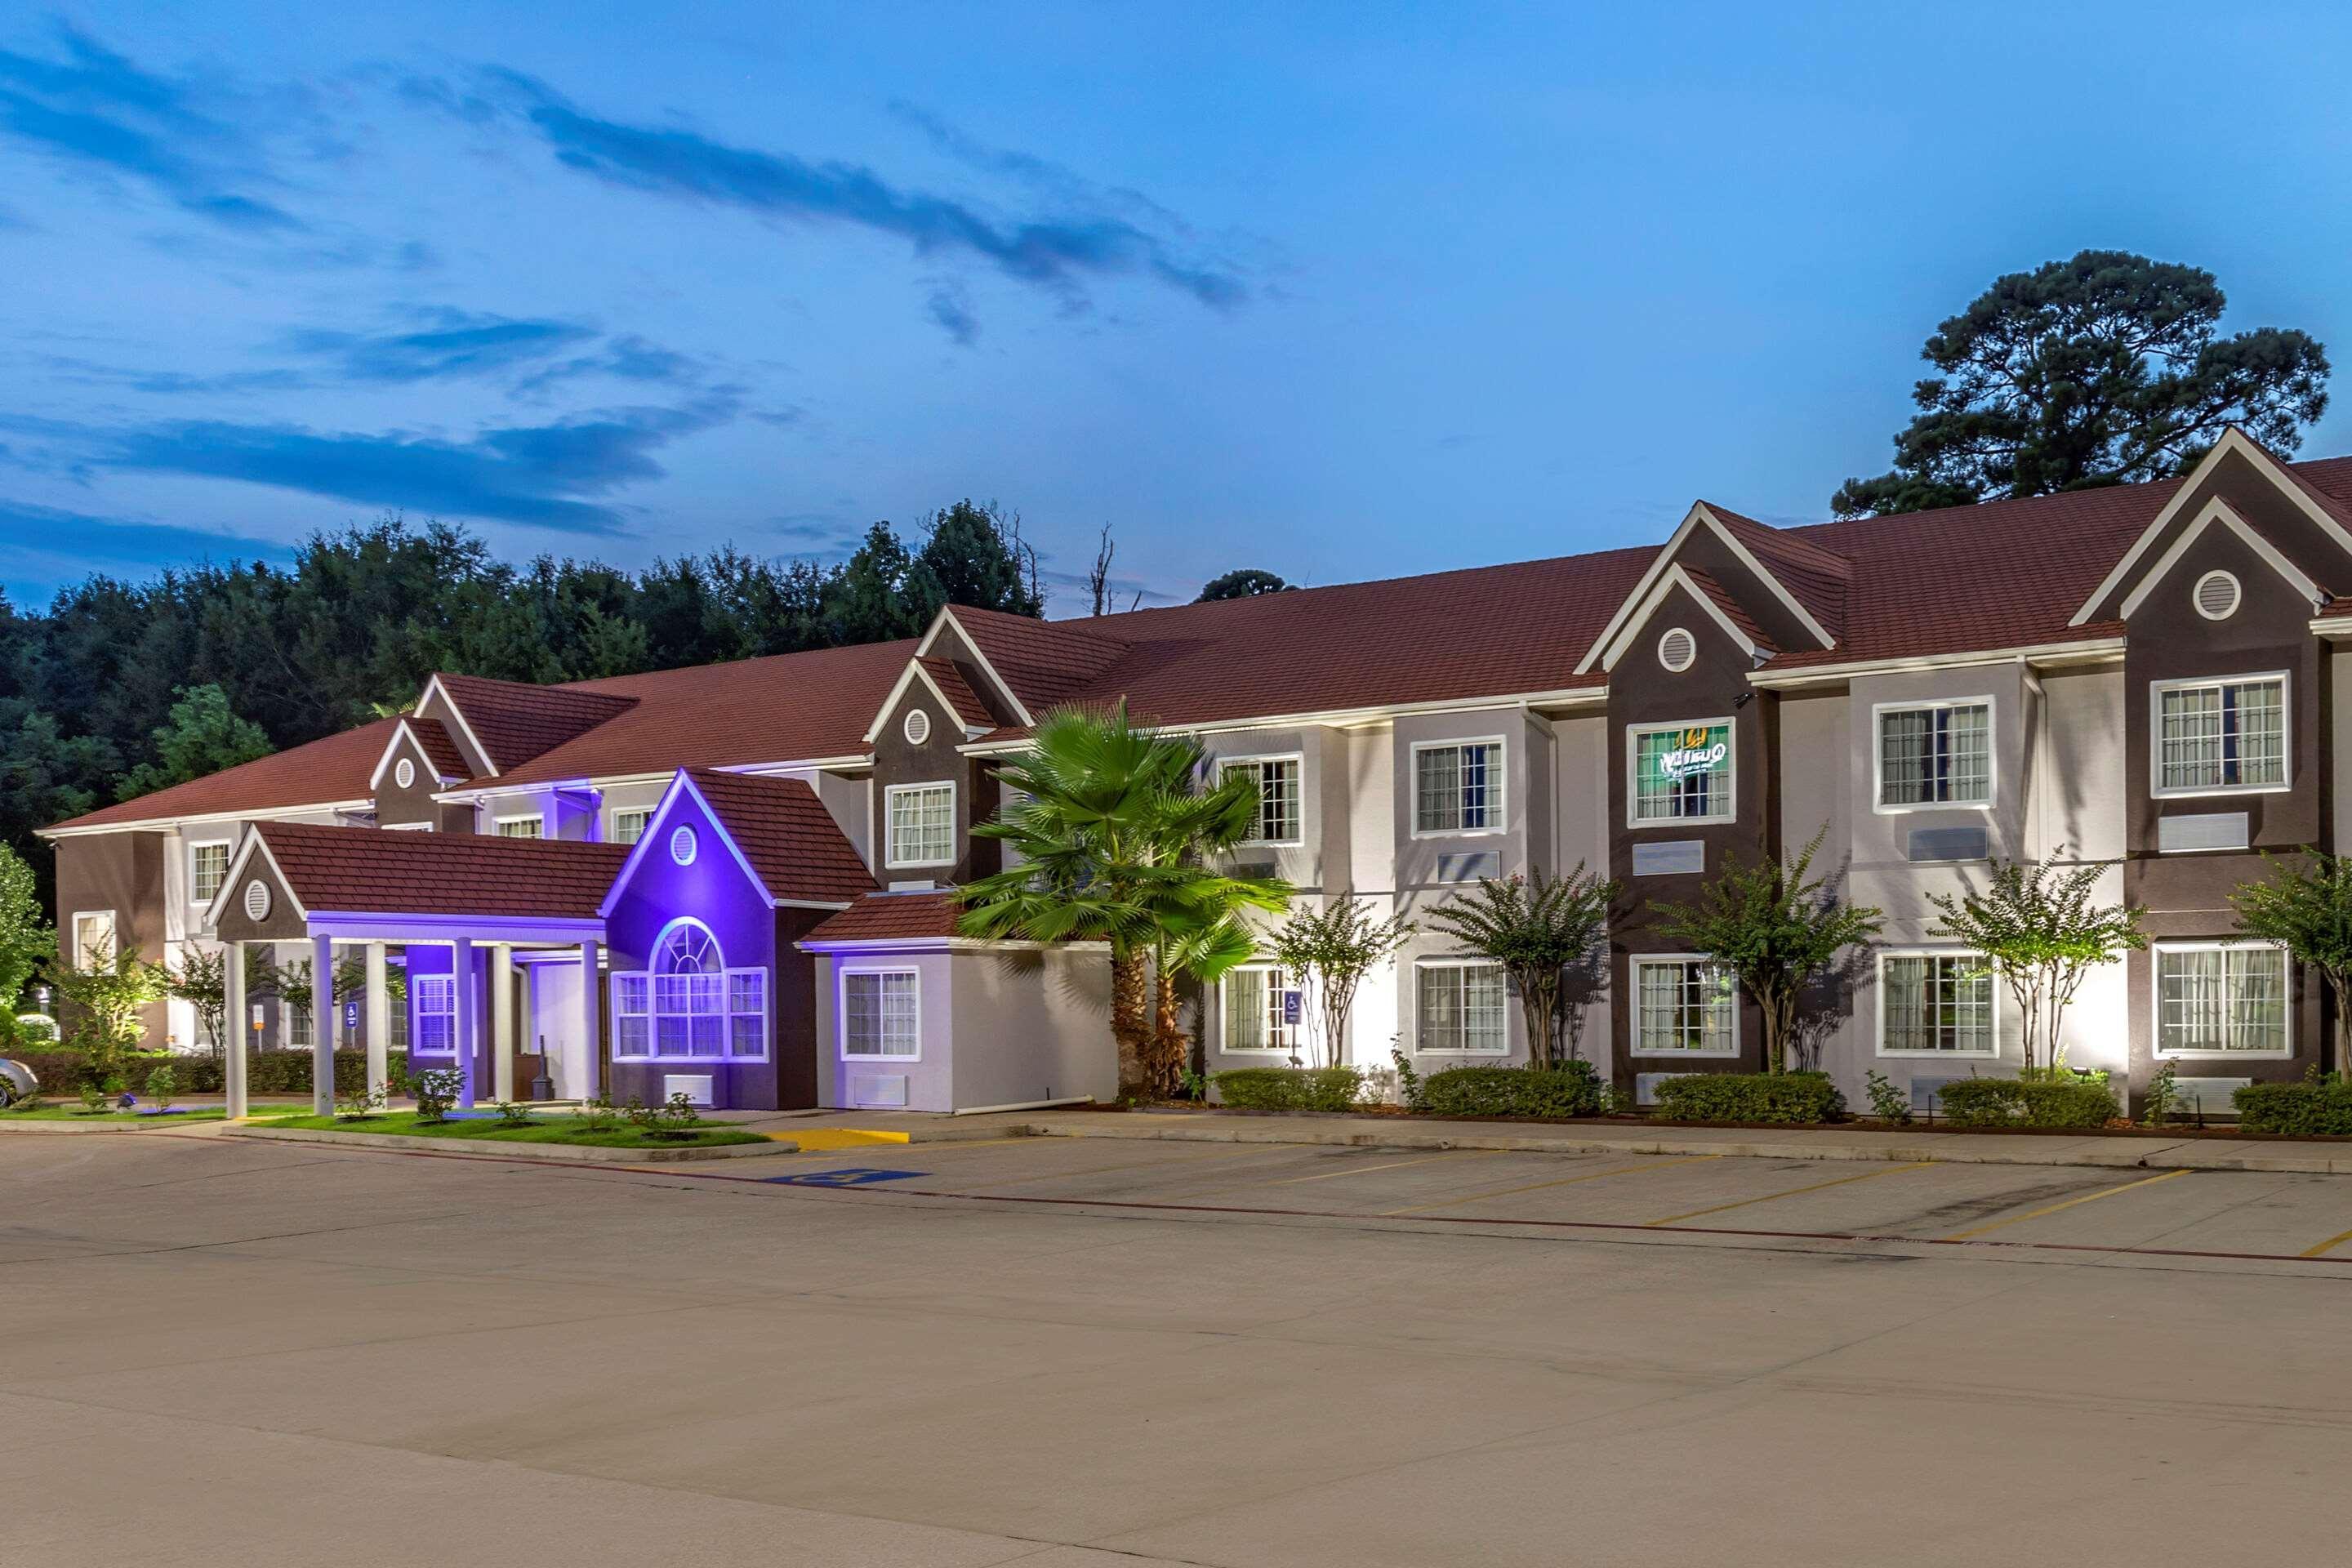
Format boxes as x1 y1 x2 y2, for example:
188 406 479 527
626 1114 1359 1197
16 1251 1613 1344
0 1102 314 1123
262 1111 768 1149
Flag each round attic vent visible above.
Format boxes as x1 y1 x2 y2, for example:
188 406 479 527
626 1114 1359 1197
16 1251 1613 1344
670 825 699 866
903 708 932 746
394 757 415 790
1657 627 1698 673
2194 569 2241 621
243 880 271 922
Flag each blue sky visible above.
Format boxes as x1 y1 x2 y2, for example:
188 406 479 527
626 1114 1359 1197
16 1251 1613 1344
7 2 2352 612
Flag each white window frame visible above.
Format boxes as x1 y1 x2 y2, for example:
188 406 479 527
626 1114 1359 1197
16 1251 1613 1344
1218 962 1298 1057
412 973 456 1056
840 966 922 1062
492 813 545 839
1413 958 1510 1055
609 918 767 1063
1871 697 1997 814
384 821 434 831
608 806 652 845
188 841 231 906
1625 717 1738 829
2149 670 2291 800
884 781 959 868
1409 736 1508 839
1629 953 1740 1058
2152 940 2294 1060
70 909 117 968
1220 752 1305 847
1873 949 1999 1058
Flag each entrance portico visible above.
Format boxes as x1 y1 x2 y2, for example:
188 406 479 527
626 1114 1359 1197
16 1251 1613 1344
202 822 628 1117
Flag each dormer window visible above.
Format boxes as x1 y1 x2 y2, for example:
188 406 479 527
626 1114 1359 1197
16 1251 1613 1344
2153 674 2287 796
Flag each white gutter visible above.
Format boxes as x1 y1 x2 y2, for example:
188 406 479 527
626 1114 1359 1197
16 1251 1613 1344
954 687 1611 755
1747 638 2127 690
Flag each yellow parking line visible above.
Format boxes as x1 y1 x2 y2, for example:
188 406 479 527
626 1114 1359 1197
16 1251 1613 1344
1266 1149 1509 1187
2298 1224 2352 1259
1378 1155 1723 1218
1644 1161 1936 1227
1940 1168 2192 1241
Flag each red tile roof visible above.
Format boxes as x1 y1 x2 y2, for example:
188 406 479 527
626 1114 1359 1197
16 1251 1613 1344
456 639 919 789
403 718 469 782
253 822 626 919
1701 503 1849 641
683 770 876 906
432 673 638 773
1681 564 1775 653
949 607 1134 712
49 719 399 832
798 889 966 944
916 657 997 728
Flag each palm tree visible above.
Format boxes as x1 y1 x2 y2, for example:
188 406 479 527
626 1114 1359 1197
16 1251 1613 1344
957 704 1291 1098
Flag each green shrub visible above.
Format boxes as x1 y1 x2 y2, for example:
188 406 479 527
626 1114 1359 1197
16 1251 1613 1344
144 1063 177 1110
1211 1067 1369 1112
1652 1070 1846 1125
1936 1075 2118 1129
2 1049 407 1095
1863 1068 1913 1125
1421 1062 1605 1119
2233 1077 2352 1135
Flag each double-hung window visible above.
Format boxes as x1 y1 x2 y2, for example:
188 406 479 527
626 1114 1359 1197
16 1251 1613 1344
71 911 116 968
1633 956 1737 1054
189 842 229 905
1628 721 1735 825
1877 701 1992 808
843 970 920 1058
886 782 956 866
1222 964 1296 1054
2156 943 2290 1056
412 975 455 1055
1416 961 1508 1054
494 815 543 839
1223 756 1302 844
2154 675 2287 795
1414 741 1504 835
1878 953 1994 1054
610 808 651 844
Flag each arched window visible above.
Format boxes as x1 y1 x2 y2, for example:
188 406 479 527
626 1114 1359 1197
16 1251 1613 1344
612 918 768 1062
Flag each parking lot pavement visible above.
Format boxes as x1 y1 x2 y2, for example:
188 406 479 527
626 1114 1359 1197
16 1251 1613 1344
9 1129 2352 1568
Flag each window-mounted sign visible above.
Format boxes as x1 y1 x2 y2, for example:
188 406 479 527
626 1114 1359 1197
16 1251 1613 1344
1655 724 1729 782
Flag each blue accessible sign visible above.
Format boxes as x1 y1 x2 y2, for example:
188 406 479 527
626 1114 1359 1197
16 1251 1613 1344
1281 989 1303 1026
762 1168 928 1187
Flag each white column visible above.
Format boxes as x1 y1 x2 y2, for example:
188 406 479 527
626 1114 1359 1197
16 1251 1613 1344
452 937 477 1110
224 942 247 1120
310 933 336 1116
577 938 601 1104
491 945 515 1103
363 942 389 1102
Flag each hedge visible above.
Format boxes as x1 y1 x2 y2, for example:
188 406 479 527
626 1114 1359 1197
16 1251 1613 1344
1936 1076 2118 1129
1651 1070 1846 1125
3 1049 408 1096
1421 1062 1605 1119
2233 1078 2352 1136
1212 1067 1370 1112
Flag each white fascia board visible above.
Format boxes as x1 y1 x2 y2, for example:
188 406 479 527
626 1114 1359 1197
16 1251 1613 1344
861 658 990 744
42 798 375 841
199 829 309 931
1748 638 2127 690
1575 504 1709 675
918 607 1036 727
595 770 782 917
366 719 464 791
2115 497 2324 620
416 675 499 778
1594 563 1762 673
2069 429 2352 626
796 935 1110 955
1689 505 1838 651
1575 503 1833 675
951 687 1609 757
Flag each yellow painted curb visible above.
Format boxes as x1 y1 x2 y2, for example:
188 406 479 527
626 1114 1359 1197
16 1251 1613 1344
783 1128 915 1152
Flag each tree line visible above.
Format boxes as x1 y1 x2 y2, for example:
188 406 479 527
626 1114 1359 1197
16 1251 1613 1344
0 501 1045 906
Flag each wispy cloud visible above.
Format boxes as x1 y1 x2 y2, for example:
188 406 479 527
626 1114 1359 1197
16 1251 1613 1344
71 396 738 534
925 281 979 346
0 500 295 602
0 24 299 229
455 69 1246 320
283 308 597 383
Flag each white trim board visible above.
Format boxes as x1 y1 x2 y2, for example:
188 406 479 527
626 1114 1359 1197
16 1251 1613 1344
1575 502 1836 675
2114 497 2324 621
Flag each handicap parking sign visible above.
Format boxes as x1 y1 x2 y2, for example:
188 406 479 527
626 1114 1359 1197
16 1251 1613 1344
763 1167 927 1187
1281 989 1303 1026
